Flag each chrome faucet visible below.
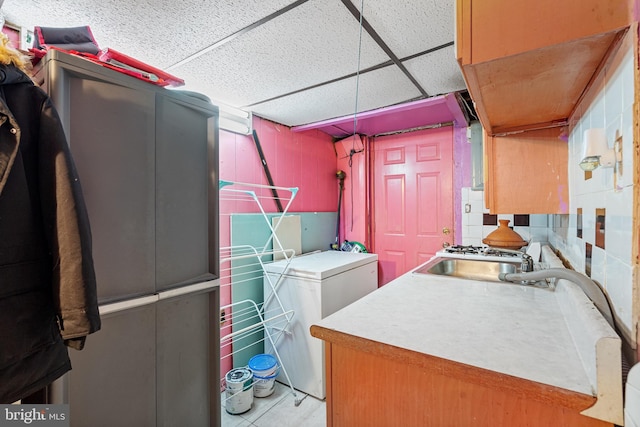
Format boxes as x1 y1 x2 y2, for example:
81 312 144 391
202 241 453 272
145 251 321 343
519 253 534 272
482 247 534 272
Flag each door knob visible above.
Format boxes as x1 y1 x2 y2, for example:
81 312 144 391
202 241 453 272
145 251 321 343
442 242 450 248
442 227 451 235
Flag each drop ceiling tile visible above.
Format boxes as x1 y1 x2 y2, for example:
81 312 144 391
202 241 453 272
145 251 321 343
171 0 390 107
4 0 466 127
404 45 467 97
348 0 455 58
3 0 297 69
250 65 422 127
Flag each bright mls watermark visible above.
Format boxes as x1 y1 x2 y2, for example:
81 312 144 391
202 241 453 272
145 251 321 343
0 405 69 427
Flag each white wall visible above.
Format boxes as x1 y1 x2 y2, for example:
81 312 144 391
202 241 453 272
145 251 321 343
548 39 636 348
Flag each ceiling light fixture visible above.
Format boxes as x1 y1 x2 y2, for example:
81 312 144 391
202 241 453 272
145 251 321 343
218 102 252 135
171 86 252 135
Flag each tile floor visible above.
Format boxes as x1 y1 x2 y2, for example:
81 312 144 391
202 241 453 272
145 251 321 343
221 382 326 427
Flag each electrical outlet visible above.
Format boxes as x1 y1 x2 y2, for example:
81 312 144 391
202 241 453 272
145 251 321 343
220 309 226 326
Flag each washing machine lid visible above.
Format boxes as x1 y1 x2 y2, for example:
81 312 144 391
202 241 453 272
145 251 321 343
263 250 377 280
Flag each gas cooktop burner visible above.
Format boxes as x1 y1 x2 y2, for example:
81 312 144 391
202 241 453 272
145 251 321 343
444 245 484 254
442 245 523 258
483 247 522 257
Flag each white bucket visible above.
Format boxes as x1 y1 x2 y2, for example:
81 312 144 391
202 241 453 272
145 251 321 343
225 367 253 414
248 354 279 397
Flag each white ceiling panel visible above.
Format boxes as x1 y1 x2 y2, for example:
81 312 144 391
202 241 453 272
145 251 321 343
2 0 296 69
250 65 422 126
404 46 466 96
171 0 390 107
348 0 455 58
404 45 466 97
1 0 470 131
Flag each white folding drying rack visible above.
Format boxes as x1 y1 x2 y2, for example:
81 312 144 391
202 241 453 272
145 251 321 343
218 180 304 406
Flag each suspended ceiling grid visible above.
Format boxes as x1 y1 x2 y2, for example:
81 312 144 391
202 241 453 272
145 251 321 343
3 0 468 129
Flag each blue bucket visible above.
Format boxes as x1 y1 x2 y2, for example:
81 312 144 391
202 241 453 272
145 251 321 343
248 354 279 397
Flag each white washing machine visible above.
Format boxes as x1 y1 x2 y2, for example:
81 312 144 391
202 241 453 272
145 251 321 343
262 250 378 399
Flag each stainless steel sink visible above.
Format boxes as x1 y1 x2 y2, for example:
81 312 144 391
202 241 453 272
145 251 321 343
413 257 522 282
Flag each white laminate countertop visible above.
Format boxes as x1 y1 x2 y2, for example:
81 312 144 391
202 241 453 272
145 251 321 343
313 247 622 408
315 271 594 393
313 247 624 424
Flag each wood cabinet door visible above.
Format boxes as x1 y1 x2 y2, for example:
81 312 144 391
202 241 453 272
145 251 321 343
484 127 568 214
456 0 631 136
457 0 631 65
324 342 611 427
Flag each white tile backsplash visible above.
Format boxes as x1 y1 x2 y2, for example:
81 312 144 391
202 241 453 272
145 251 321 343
467 225 483 239
497 214 514 223
461 187 470 201
512 226 531 241
605 62 624 127
459 188 549 247
590 245 607 286
468 213 483 227
468 189 484 201
462 236 476 246
547 40 636 346
529 227 549 243
621 105 634 189
605 254 634 336
621 49 635 109
529 214 548 228
605 186 633 264
470 200 484 215
590 90 606 129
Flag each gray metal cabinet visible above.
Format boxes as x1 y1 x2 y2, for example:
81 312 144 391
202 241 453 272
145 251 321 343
67 291 216 427
35 50 220 427
66 76 157 301
155 95 217 290
68 306 157 427
156 293 213 427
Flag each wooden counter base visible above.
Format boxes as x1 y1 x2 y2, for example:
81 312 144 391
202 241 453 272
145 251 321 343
311 326 610 427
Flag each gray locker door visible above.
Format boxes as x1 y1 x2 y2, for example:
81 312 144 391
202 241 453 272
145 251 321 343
155 95 216 289
157 292 213 427
68 305 157 427
67 75 157 302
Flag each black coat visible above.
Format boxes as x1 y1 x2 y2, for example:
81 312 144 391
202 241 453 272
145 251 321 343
0 64 100 403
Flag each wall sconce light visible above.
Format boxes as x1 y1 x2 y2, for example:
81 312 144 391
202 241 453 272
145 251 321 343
579 128 618 171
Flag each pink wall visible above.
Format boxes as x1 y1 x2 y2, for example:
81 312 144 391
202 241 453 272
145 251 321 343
217 116 470 380
335 126 471 252
220 116 337 219
218 115 336 378
336 135 369 248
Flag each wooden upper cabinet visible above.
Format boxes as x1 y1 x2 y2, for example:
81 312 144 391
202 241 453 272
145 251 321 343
484 127 569 214
456 0 632 136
